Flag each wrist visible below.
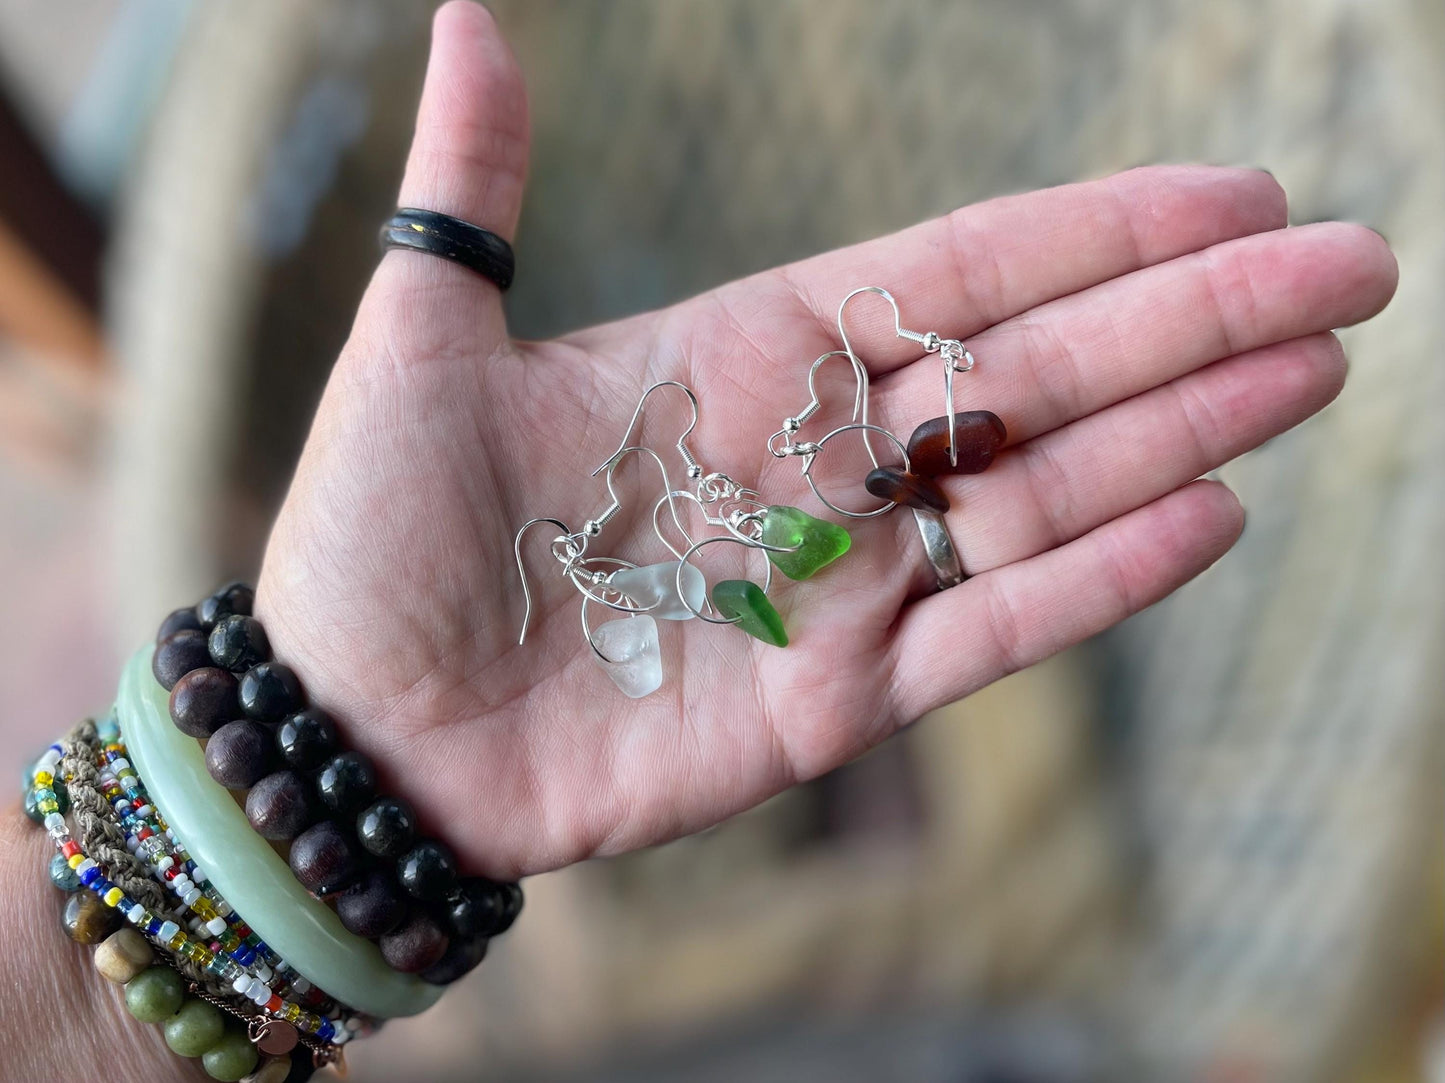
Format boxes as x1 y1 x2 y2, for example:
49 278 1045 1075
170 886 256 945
2 810 210 1081
158 578 519 993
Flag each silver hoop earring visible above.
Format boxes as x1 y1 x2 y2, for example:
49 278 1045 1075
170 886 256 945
769 349 953 517
674 533 790 648
838 286 1007 476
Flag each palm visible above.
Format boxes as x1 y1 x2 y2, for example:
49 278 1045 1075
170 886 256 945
255 3 1395 880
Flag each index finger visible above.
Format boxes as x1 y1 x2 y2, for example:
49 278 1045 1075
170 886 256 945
731 165 1288 376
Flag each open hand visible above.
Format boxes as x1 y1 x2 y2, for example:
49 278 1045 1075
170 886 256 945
255 1 1397 879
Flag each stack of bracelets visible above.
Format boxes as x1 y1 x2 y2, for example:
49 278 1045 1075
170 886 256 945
22 581 523 1080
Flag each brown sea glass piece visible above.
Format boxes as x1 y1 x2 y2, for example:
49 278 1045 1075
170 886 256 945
864 467 950 513
906 412 1007 476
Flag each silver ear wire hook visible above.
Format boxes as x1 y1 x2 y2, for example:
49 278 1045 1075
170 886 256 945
513 516 578 645
515 443 695 644
583 443 687 541
769 350 910 517
838 286 974 467
767 350 873 461
570 444 704 616
592 380 704 482
600 378 767 516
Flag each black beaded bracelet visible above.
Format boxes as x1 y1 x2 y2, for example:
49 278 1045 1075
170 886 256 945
153 582 523 983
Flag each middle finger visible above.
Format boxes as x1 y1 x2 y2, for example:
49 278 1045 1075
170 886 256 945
870 221 1392 449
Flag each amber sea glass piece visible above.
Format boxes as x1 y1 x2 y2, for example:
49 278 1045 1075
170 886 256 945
906 412 1007 476
760 505 851 580
712 580 788 647
864 467 950 513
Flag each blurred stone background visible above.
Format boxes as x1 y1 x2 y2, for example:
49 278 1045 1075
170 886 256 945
0 1 1440 1081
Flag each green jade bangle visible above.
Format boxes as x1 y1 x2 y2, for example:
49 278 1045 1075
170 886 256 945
119 644 444 1019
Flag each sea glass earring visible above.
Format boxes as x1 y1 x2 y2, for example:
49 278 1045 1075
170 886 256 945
675 533 790 648
837 285 1008 477
768 348 948 518
513 446 702 697
604 378 853 586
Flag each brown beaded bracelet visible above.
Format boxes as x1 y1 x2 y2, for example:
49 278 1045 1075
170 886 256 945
153 582 521 983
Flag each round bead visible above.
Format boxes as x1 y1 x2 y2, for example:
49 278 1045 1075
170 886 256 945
243 1057 294 1083
201 1026 260 1081
125 965 187 1022
289 820 360 895
208 614 270 671
153 630 213 690
275 709 337 771
170 667 240 738
197 583 254 630
316 751 376 816
158 606 203 641
396 839 458 902
47 851 80 891
336 870 407 939
94 928 154 984
213 580 255 614
204 719 276 790
445 877 507 939
419 933 488 985
24 780 68 823
497 881 524 933
238 662 304 723
356 797 416 860
164 996 227 1057
245 770 317 840
62 889 122 944
379 911 449 973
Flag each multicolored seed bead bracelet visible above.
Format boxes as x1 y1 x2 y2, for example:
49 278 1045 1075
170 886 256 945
155 581 521 980
49 723 353 1044
26 725 346 1079
90 722 357 1023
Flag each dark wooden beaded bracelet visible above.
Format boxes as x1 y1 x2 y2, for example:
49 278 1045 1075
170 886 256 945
356 797 417 859
276 709 338 771
152 581 520 984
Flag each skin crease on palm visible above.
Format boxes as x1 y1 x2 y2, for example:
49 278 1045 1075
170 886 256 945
253 1 1398 883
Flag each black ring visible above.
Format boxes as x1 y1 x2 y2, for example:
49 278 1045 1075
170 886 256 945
378 208 515 290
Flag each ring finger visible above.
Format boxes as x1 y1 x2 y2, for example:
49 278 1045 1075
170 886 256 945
890 331 1344 597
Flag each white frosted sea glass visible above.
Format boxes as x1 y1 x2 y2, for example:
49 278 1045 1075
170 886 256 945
592 616 663 698
608 561 706 620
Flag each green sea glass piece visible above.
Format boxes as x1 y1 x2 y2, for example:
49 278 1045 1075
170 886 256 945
760 505 851 580
713 580 788 647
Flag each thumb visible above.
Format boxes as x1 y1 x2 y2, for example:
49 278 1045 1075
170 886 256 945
367 2 529 337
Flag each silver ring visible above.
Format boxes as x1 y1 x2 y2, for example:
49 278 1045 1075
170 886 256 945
911 509 965 589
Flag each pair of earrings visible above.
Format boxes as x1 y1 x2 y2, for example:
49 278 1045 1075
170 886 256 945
512 288 1008 697
513 381 853 697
